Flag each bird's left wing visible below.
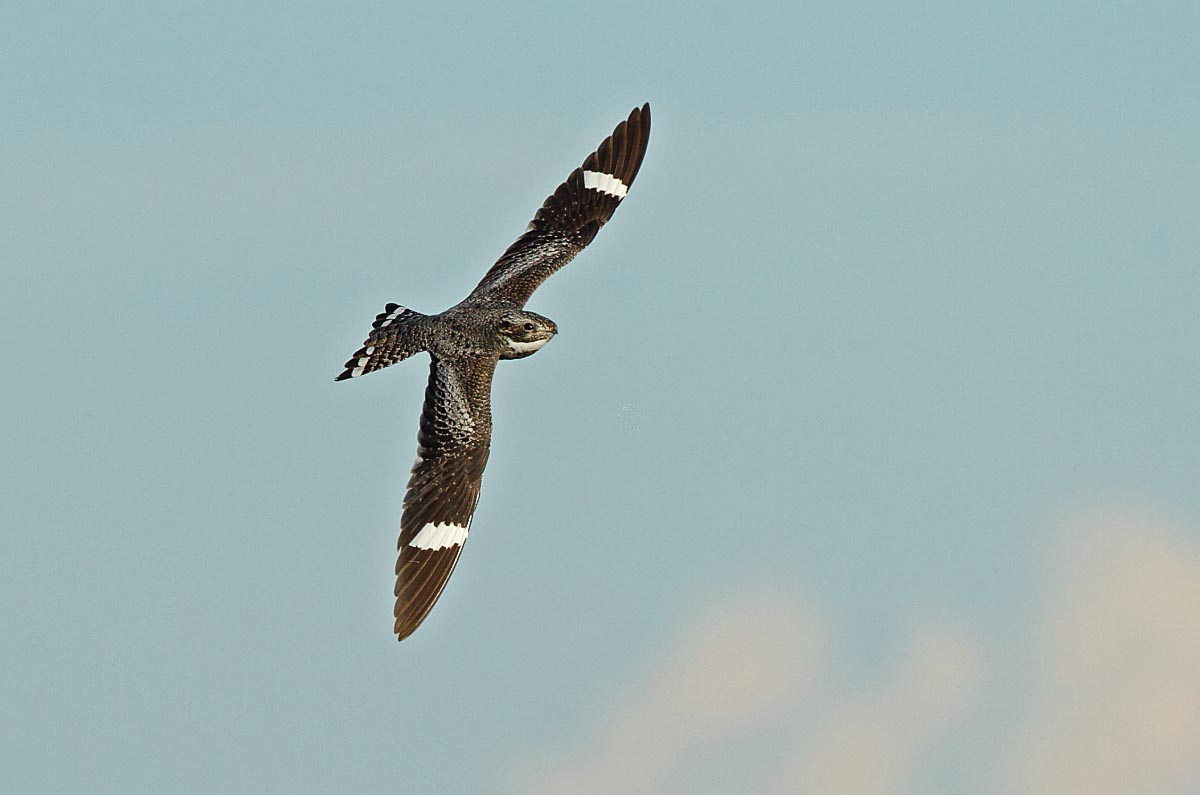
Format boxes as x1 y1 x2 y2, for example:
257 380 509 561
463 103 651 308
394 354 497 640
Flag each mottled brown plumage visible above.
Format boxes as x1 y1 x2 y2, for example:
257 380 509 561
336 104 651 640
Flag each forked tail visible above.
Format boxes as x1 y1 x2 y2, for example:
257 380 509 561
334 303 428 381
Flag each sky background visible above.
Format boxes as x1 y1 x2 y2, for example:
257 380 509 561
3 2 1199 793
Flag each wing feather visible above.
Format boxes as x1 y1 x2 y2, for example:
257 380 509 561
393 355 496 640
464 103 651 308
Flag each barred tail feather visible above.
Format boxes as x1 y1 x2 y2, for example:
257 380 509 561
335 303 427 381
371 303 422 331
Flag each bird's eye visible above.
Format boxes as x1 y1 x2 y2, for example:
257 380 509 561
523 322 535 331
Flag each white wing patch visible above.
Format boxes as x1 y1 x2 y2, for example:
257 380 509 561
409 521 469 550
582 170 628 198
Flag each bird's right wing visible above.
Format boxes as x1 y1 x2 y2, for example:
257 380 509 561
393 354 496 640
463 103 651 309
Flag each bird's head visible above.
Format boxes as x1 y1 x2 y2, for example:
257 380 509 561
496 311 557 359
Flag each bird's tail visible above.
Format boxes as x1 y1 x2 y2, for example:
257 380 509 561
334 303 428 381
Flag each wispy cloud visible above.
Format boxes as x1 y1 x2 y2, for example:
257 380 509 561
513 587 827 795
510 504 1200 795
772 624 980 795
1003 506 1200 795
511 587 979 795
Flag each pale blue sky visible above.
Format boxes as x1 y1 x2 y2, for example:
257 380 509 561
4 2 1199 793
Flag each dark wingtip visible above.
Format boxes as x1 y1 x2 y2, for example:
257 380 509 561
394 617 421 641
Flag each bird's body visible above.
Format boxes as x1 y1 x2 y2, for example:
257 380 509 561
336 104 651 640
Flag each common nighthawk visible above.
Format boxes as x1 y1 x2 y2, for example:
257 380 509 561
336 104 651 640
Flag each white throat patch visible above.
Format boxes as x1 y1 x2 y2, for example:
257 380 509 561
506 336 551 355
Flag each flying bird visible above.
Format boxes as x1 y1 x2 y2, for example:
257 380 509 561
336 104 651 640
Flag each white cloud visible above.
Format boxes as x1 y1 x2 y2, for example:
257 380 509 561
773 624 980 795
510 504 1200 795
1003 506 1200 795
511 587 979 795
513 586 827 795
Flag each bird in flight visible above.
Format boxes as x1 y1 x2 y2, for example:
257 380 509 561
336 104 651 640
